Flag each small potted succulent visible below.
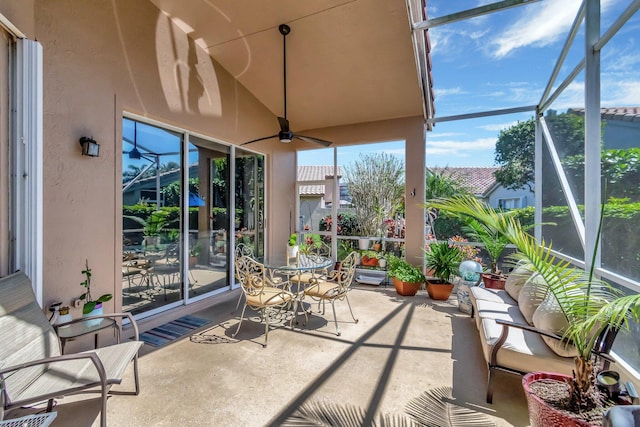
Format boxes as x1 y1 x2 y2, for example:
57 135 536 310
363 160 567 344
287 233 299 258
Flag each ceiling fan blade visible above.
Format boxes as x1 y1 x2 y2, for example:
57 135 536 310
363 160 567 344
241 134 278 146
277 116 289 132
294 135 333 147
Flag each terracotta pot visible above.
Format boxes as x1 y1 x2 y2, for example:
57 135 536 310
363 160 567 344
373 243 381 252
426 279 454 300
189 256 197 268
393 277 421 296
522 372 596 427
482 273 507 289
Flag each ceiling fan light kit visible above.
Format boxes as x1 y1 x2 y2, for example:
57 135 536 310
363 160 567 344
242 24 332 148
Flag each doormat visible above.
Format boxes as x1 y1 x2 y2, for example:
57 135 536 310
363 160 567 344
139 315 210 347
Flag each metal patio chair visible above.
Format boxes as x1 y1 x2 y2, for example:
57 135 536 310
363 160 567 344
232 255 294 347
303 251 359 336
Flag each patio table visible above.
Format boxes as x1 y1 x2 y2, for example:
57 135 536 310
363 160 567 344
263 254 333 326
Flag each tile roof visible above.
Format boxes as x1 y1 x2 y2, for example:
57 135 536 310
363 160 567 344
569 107 640 122
430 167 499 196
298 165 342 196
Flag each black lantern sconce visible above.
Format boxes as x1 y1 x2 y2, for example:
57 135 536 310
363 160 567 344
79 136 100 157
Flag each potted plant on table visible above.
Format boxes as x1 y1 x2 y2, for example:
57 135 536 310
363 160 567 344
426 195 640 426
79 260 112 325
387 255 425 296
287 233 299 258
423 241 463 300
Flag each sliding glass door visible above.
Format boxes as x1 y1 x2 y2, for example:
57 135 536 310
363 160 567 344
122 116 265 317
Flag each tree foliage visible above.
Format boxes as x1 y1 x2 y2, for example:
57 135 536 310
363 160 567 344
343 153 404 237
494 111 585 192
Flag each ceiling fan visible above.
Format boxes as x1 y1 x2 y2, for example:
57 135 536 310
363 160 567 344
242 24 332 147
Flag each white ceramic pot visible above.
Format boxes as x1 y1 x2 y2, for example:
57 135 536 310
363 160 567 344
82 303 103 327
287 245 299 258
378 258 387 268
358 238 370 250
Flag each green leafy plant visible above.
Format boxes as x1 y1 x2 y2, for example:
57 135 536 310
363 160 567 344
190 243 202 257
288 233 297 246
427 194 640 413
79 259 112 314
423 242 463 283
386 255 425 283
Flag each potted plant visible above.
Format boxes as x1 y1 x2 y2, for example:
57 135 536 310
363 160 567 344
387 255 425 296
463 218 510 289
79 260 112 325
423 241 463 300
360 250 380 267
287 233 299 258
427 195 640 426
189 242 202 268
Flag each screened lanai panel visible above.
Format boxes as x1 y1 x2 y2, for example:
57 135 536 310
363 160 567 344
541 140 583 261
598 18 640 284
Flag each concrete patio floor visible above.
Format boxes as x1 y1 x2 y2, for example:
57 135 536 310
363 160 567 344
12 284 531 426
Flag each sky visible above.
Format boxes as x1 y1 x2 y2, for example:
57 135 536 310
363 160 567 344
298 0 640 169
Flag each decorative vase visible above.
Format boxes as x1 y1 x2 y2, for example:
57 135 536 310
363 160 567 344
82 303 104 327
457 283 472 314
287 245 299 258
358 238 370 250
482 273 507 289
393 277 421 296
426 279 454 300
522 372 596 427
378 258 386 268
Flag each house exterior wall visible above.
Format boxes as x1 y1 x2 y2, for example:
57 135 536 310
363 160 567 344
486 185 535 209
1 1 425 317
27 0 279 314
604 119 640 150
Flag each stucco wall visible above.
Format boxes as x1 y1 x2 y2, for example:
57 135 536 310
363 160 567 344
33 0 278 314
2 0 425 316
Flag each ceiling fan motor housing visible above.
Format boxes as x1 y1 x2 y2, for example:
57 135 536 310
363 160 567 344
279 130 293 143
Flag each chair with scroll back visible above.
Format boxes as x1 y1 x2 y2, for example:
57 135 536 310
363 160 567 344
303 251 359 336
232 255 294 347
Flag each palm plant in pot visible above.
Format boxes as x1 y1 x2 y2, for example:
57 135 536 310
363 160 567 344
427 195 640 426
463 218 510 289
387 255 425 296
423 241 463 300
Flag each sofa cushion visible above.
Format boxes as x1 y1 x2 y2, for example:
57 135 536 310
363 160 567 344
470 286 517 305
479 317 575 375
474 299 527 330
505 263 535 301
532 292 578 357
518 273 549 325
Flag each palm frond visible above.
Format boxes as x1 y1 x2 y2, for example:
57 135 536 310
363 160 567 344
281 401 416 427
405 387 496 427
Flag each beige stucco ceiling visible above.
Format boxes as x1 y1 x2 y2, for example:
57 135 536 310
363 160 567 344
149 0 424 133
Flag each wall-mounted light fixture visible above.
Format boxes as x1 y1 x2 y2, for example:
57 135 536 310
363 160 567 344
79 136 100 157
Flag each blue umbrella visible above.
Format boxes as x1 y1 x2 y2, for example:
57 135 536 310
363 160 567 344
188 192 205 207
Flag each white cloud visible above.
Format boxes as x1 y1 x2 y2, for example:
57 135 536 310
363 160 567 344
428 132 465 138
602 79 640 106
434 86 467 98
490 0 581 58
477 122 519 132
426 137 496 156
